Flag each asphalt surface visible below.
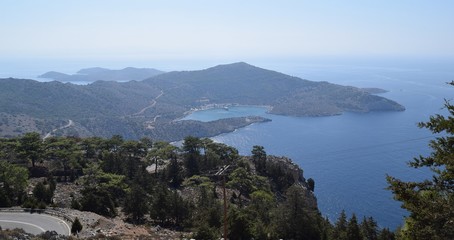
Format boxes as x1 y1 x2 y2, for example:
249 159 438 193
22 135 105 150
0 212 70 235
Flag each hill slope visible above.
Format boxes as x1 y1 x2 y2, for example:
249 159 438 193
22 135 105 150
144 62 404 116
0 62 404 140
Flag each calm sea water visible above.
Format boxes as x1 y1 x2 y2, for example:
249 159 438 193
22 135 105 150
3 59 453 229
183 64 454 229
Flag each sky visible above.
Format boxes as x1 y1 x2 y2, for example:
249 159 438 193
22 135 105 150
1 0 453 69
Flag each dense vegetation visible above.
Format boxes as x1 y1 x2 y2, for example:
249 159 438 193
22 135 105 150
0 62 404 140
0 134 395 239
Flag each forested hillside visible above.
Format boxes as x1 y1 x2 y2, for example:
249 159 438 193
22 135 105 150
0 134 394 239
0 62 404 141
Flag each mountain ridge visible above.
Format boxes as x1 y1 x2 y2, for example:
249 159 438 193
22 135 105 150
0 62 405 140
39 67 165 83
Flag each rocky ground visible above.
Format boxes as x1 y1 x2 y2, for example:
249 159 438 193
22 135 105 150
25 179 191 239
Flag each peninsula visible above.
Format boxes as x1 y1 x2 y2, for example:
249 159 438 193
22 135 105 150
0 62 404 140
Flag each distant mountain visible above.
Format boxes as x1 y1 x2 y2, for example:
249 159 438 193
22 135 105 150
144 62 405 116
0 62 405 140
39 67 165 82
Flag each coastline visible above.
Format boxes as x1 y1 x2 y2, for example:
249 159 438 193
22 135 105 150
177 103 273 122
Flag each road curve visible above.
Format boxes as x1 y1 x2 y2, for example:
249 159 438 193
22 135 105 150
0 212 71 235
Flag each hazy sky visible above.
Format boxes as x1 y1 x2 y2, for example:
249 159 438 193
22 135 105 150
1 0 453 62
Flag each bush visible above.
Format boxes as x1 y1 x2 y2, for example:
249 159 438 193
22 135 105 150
71 217 83 235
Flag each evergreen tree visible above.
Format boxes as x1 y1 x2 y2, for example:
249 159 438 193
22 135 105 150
333 210 348 240
387 81 454 239
183 136 201 177
123 184 149 224
228 207 252 240
166 154 183 188
80 187 117 217
347 214 362 240
378 228 395 240
360 216 378 240
273 185 321 240
0 161 28 205
251 145 267 175
193 223 219 240
18 132 43 168
33 181 52 204
150 184 171 225
45 137 82 182
71 217 83 235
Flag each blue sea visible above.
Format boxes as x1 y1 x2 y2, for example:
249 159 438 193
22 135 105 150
2 58 453 229
182 62 454 229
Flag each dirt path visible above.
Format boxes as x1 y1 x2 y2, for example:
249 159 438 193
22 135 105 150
133 90 164 116
145 115 161 129
43 119 73 140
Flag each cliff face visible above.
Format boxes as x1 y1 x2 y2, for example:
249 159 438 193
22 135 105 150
249 155 318 209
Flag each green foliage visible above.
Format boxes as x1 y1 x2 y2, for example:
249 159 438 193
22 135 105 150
0 161 28 206
45 136 83 182
193 223 219 240
387 82 454 240
0 138 20 163
150 184 190 226
378 228 396 240
71 217 83 235
333 210 348 240
123 184 149 224
228 207 253 240
273 185 322 240
79 167 124 217
247 190 276 239
33 181 53 204
183 136 201 177
80 186 117 217
148 141 177 161
361 216 378 240
165 155 183 188
347 214 362 240
252 145 267 175
227 166 271 205
0 133 402 239
18 132 43 167
0 187 11 207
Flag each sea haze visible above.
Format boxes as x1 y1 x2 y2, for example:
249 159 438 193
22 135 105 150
2 58 452 229
183 62 453 229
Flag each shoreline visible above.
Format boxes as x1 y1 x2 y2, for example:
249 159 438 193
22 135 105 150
176 104 273 122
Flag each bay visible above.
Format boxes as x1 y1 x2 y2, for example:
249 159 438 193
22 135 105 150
3 58 453 228
182 64 453 229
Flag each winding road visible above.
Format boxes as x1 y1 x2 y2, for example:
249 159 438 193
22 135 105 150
133 90 164 116
0 212 71 235
43 119 74 140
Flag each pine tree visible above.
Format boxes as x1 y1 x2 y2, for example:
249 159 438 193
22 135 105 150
360 216 378 240
123 184 149 223
71 217 83 235
347 214 362 240
387 81 454 239
251 145 267 175
333 210 348 240
18 132 43 168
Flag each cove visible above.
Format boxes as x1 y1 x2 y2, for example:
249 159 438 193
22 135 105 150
182 64 453 229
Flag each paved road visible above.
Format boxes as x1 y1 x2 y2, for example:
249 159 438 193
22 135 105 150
0 212 70 235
